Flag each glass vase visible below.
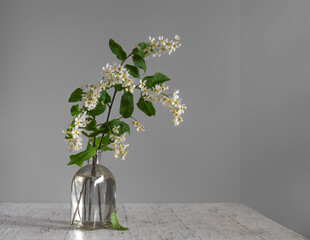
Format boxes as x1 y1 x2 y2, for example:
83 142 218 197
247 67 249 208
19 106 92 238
70 150 116 229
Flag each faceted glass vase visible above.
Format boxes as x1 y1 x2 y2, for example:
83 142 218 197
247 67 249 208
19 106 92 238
70 150 116 230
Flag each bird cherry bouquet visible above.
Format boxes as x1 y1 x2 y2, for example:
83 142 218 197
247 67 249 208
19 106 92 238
63 35 186 166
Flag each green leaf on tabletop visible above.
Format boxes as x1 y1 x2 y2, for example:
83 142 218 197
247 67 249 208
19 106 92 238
109 39 127 61
68 88 83 102
100 90 111 104
114 84 124 91
85 118 97 131
143 72 170 88
119 92 134 118
137 96 156 116
124 64 140 78
68 144 97 167
111 211 129 231
88 102 106 116
70 104 82 116
132 54 147 73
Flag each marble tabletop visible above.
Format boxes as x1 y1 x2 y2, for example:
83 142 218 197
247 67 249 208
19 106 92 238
0 202 307 240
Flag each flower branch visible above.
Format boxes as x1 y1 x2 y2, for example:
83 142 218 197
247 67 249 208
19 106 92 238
64 35 186 167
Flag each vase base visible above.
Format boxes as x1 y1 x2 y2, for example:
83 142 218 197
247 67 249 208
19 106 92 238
71 221 113 230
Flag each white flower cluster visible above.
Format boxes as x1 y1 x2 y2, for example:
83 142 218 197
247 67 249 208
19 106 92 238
110 126 129 160
132 120 145 132
102 63 135 93
81 83 103 111
80 63 137 112
168 90 186 126
144 35 181 57
63 111 88 151
139 80 186 126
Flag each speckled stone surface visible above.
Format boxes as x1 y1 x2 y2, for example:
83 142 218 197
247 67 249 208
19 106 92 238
0 202 308 240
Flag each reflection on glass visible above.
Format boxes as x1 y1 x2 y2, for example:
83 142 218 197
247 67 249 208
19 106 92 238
70 150 116 230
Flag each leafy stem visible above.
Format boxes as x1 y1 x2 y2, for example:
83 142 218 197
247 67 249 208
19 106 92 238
130 116 138 122
121 52 133 65
106 90 117 122
98 89 116 150
92 116 96 147
97 52 133 150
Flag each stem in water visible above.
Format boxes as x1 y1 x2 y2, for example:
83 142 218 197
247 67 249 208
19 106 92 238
71 178 88 225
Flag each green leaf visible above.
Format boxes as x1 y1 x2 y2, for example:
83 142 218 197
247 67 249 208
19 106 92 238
81 131 90 137
119 92 134 118
92 137 101 146
70 104 82 116
68 88 83 102
124 64 140 78
101 134 112 145
100 90 111 104
114 84 124 91
132 54 147 73
137 97 156 116
88 130 100 137
91 135 112 148
116 121 130 135
109 119 131 135
99 119 130 135
109 39 127 61
67 144 97 167
88 102 106 116
99 122 110 134
137 42 150 48
111 211 129 231
85 118 97 131
143 72 170 88
101 145 113 151
132 42 151 58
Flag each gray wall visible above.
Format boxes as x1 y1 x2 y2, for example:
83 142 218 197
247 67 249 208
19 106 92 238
240 0 310 238
0 0 240 203
2 0 309 238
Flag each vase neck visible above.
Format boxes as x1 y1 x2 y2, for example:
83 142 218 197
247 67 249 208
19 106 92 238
91 150 103 165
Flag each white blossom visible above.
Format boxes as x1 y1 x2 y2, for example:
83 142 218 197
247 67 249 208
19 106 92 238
112 125 120 134
83 83 91 92
139 79 146 89
63 111 89 152
71 128 81 139
111 133 129 160
145 35 181 58
139 81 186 127
173 90 179 100
132 120 145 132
